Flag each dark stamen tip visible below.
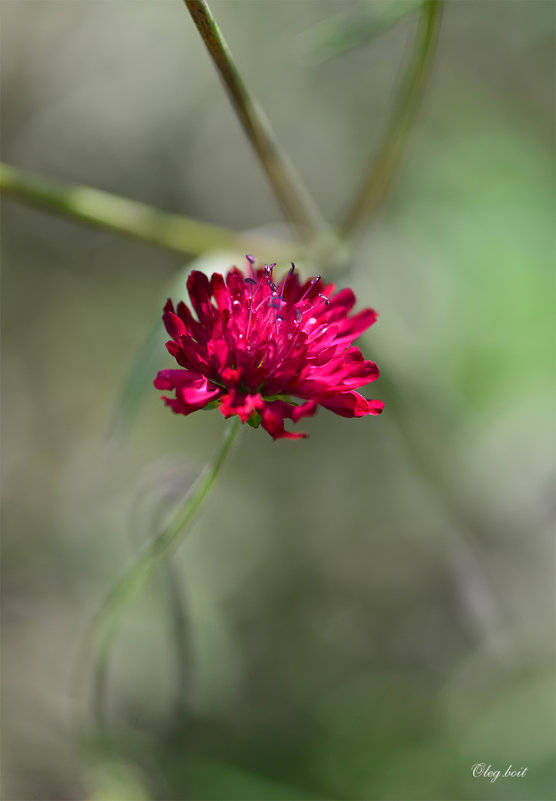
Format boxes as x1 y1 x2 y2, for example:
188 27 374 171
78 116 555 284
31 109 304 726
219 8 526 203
319 293 330 305
245 277 257 285
310 275 321 286
246 254 256 264
289 262 295 276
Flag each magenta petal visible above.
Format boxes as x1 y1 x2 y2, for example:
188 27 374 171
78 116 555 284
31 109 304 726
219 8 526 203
179 382 219 405
177 337 211 373
218 390 262 422
267 398 317 424
163 311 187 341
187 271 215 331
165 340 191 368
207 337 230 372
162 395 188 414
367 399 385 415
290 399 318 422
159 371 220 415
322 288 357 321
226 268 247 302
259 401 307 440
154 369 203 390
335 308 378 343
320 391 385 418
210 273 230 314
176 301 210 343
187 270 210 306
338 360 380 388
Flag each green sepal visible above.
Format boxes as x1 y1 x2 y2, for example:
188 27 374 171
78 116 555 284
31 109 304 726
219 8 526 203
261 393 291 402
246 411 262 428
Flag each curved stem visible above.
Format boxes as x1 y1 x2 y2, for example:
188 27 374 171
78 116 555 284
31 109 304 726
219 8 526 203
74 416 242 735
0 162 288 258
341 0 443 236
183 0 329 240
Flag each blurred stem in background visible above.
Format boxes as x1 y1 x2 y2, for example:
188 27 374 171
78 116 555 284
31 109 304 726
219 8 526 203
74 416 242 735
0 162 292 259
341 0 444 236
379 369 511 655
128 470 200 724
0 4 443 258
183 0 331 244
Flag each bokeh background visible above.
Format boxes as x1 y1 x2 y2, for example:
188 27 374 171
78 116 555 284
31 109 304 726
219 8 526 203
1 1 554 799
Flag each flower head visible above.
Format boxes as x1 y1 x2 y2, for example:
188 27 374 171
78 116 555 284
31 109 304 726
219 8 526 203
154 258 384 439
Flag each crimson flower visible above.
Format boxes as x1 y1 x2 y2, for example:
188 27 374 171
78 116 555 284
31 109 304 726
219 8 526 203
154 258 384 440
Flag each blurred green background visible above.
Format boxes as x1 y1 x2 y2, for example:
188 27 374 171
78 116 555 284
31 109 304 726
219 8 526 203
1 1 554 799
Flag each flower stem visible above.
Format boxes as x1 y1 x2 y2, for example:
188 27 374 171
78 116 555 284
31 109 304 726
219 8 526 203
0 162 287 258
183 0 329 240
75 416 242 735
341 0 444 236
